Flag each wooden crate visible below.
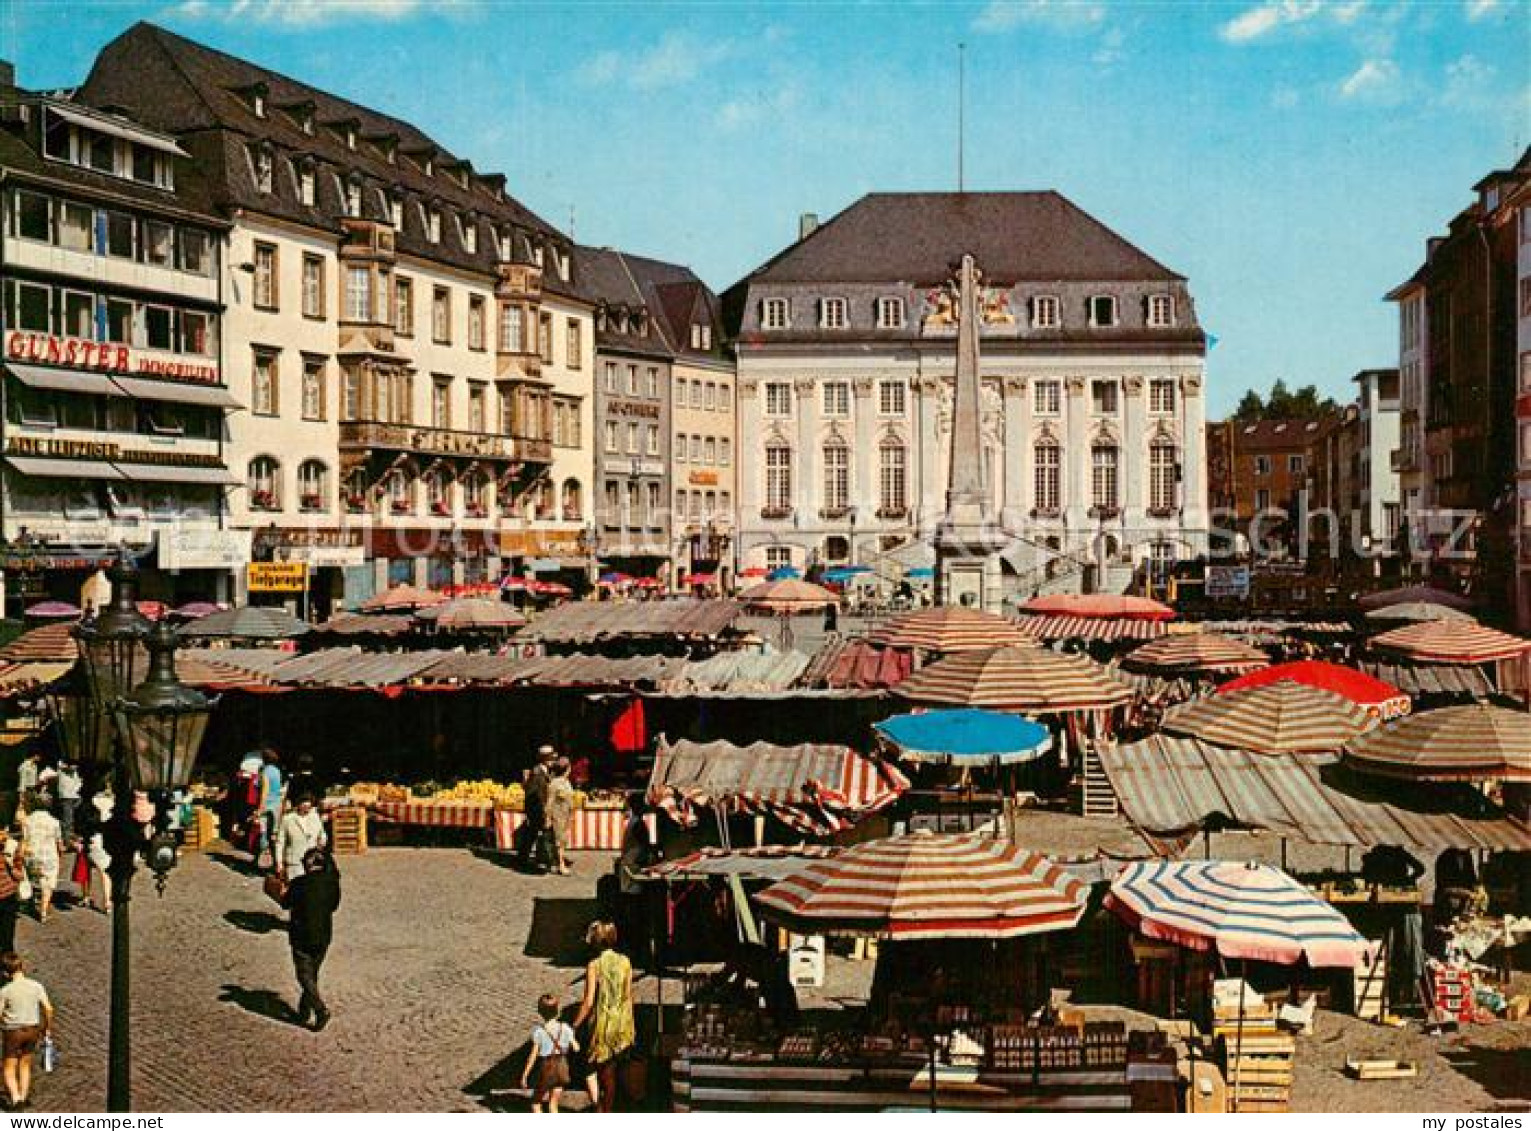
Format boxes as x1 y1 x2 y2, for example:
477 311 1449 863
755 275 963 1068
180 805 218 853
1352 945 1387 1022
1220 1032 1293 1114
330 806 367 855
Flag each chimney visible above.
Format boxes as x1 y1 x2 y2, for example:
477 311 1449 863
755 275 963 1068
0 62 15 96
798 212 819 241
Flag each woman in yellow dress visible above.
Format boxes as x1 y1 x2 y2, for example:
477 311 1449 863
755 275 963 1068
573 920 634 1111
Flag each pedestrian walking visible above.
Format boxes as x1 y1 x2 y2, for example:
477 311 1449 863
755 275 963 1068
274 794 327 879
53 762 81 847
12 754 40 805
0 828 23 953
281 847 340 1031
256 749 284 869
20 799 62 923
83 793 112 914
519 746 554 873
547 759 574 876
0 953 52 1109
573 920 634 1113
519 992 578 1112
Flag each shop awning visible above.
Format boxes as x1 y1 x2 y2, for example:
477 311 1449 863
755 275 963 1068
5 455 125 480
114 463 240 485
6 363 122 398
110 376 242 409
44 102 188 156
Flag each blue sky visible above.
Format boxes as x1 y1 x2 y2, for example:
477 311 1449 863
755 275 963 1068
3 0 1527 415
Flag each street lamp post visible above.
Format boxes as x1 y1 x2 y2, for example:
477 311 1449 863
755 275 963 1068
55 557 213 1112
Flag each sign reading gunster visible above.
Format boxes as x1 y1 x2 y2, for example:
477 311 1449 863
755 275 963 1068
5 330 220 383
247 561 308 593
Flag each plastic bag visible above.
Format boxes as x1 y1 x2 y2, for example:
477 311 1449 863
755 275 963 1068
40 1036 56 1074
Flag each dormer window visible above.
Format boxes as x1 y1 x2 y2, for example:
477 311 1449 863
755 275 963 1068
301 110 314 135
251 145 273 194
1147 294 1175 328
346 126 357 150
1088 295 1118 328
426 206 441 244
345 177 363 218
424 158 434 177
498 230 512 261
298 162 315 206
690 323 713 350
463 218 477 254
389 194 404 230
557 250 570 281
253 92 266 118
762 298 790 329
819 297 847 329
876 296 905 329
533 243 545 268
636 311 649 337
1031 295 1060 329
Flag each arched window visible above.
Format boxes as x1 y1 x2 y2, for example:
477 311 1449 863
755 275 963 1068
462 471 489 518
1150 439 1178 512
425 470 450 516
1033 440 1060 513
764 442 792 513
343 468 368 513
822 439 849 513
297 459 329 513
562 478 583 521
879 439 907 515
248 456 280 511
386 469 414 514
1091 443 1119 512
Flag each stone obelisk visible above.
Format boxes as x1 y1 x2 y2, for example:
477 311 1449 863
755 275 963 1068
934 253 1004 610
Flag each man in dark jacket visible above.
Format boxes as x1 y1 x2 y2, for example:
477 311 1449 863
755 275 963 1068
283 847 341 1031
519 745 555 872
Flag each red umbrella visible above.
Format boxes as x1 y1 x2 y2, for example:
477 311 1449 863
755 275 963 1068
500 576 529 592
24 601 80 619
527 579 572 598
740 566 768 579
1218 660 1410 720
1019 593 1174 621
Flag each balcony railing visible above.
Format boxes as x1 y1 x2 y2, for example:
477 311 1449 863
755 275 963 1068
339 420 550 463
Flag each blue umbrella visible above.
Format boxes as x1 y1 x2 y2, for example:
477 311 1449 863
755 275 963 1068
767 566 802 581
874 708 1053 766
823 565 872 583
906 567 935 580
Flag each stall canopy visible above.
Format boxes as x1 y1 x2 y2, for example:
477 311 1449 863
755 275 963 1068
648 737 909 837
1106 860 1374 968
874 709 1053 766
179 606 310 640
414 598 527 632
1122 633 1269 675
1014 615 1172 643
801 639 914 691
1018 593 1175 621
1355 659 1494 700
868 607 1031 654
1099 734 1531 851
1358 584 1473 612
893 645 1134 713
655 650 816 698
310 612 415 638
1369 620 1531 665
1218 660 1411 721
0 622 78 663
642 845 842 883
1162 679 1375 756
360 584 446 612
1342 704 1531 783
740 578 839 613
523 599 743 644
753 833 1088 940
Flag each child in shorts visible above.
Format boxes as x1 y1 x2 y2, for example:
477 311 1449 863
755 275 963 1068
520 992 578 1112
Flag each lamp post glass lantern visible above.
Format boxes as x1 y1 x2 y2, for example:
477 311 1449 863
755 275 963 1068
111 620 213 793
75 558 153 704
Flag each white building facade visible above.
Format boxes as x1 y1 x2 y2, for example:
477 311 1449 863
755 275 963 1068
726 193 1208 598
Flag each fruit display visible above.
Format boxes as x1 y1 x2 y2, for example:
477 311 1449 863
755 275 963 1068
430 779 522 805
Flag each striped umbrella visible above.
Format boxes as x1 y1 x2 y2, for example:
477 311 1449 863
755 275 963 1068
1359 584 1473 612
1106 859 1374 967
1217 660 1411 721
1364 601 1475 624
1016 614 1173 643
1123 633 1269 675
1161 679 1374 755
361 584 446 612
415 597 527 631
1019 593 1175 621
1370 619 1531 664
753 833 1088 940
1343 704 1531 783
179 605 311 640
740 578 838 612
893 645 1134 713
869 607 1031 653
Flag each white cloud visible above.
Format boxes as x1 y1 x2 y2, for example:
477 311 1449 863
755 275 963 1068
578 31 733 91
1219 1 1324 43
174 0 426 25
716 84 802 132
971 0 1106 34
1441 53 1499 107
1339 57 1401 99
1466 0 1502 20
1092 25 1125 66
1271 84 1301 108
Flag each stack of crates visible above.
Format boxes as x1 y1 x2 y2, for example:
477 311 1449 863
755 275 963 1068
1428 963 1474 1023
179 805 218 853
330 806 367 856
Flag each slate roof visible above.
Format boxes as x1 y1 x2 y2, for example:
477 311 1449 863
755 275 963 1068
1226 418 1326 452
576 244 726 364
75 22 580 300
742 192 1185 285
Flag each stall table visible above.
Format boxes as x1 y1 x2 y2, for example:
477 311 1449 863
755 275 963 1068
493 808 626 851
370 800 494 829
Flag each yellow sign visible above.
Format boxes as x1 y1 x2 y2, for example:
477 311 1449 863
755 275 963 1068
247 562 308 592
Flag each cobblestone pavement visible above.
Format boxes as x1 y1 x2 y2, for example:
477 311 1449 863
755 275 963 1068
17 845 626 1112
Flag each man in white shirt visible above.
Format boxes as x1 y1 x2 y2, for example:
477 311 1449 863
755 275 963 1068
274 794 327 879
54 762 82 845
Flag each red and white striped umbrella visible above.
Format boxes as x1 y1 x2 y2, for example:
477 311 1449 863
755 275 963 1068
1019 593 1175 620
753 833 1088 940
869 607 1031 653
740 578 839 612
893 645 1134 712
1369 619 1531 664
1106 859 1375 968
1343 704 1531 783
1123 633 1269 675
1162 679 1374 755
1015 614 1172 643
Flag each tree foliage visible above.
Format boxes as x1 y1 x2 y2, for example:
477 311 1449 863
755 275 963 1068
1229 378 1337 422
